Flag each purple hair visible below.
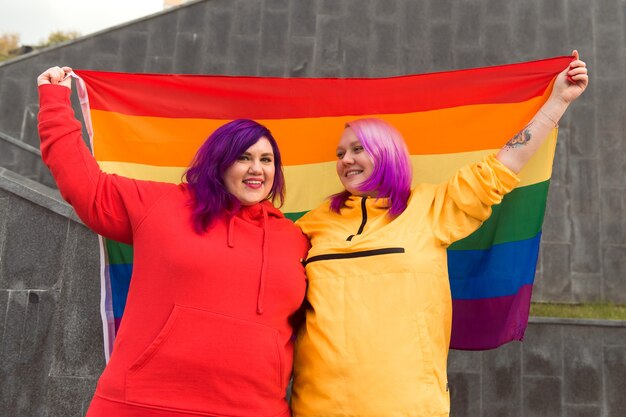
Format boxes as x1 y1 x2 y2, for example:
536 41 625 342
185 119 285 233
330 118 412 217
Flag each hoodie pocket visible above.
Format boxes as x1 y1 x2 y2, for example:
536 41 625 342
125 305 284 416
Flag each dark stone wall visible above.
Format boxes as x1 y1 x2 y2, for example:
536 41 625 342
449 318 626 417
0 172 103 417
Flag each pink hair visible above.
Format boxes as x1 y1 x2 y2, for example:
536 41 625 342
330 118 412 216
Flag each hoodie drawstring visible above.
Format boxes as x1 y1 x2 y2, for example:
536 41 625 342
227 215 236 248
256 205 269 314
226 205 269 315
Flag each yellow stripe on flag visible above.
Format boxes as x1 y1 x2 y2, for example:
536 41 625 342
98 131 555 213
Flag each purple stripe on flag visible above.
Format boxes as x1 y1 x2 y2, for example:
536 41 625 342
450 284 533 350
114 317 123 332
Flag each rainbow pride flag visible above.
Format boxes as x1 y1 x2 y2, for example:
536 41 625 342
74 56 570 358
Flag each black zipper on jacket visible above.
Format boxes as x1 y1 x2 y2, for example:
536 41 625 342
346 196 368 241
303 247 405 266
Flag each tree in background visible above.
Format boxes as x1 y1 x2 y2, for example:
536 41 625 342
40 30 81 47
0 30 81 62
0 33 20 62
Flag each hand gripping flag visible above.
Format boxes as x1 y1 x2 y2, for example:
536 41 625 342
72 56 571 360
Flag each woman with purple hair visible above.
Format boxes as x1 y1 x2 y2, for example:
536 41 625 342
37 66 308 417
290 52 588 417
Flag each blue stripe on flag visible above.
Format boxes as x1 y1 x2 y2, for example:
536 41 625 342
448 232 541 300
108 264 132 318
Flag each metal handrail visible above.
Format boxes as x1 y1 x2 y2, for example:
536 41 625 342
0 130 41 156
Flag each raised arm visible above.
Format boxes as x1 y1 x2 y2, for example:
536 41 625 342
37 66 172 243
496 50 589 173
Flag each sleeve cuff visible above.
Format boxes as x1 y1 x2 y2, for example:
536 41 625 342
484 153 521 193
38 84 72 108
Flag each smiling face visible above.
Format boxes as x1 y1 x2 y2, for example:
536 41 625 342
335 127 375 196
223 137 275 205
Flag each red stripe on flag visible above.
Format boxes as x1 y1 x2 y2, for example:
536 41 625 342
75 56 571 119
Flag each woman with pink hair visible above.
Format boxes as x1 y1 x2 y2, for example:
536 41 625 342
291 52 588 417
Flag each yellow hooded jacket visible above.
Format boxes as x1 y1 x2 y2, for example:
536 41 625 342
292 155 519 417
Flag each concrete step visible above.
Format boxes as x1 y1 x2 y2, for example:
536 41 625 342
0 130 56 188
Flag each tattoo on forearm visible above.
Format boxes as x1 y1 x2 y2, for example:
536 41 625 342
505 122 533 149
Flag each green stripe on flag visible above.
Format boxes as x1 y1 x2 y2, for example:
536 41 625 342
104 181 548 262
106 239 134 265
449 180 550 251
284 211 308 222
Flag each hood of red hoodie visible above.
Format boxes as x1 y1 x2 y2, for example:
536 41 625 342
236 200 284 225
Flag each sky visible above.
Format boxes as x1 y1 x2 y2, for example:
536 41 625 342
0 0 164 45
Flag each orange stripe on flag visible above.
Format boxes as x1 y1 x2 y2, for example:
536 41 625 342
93 96 548 166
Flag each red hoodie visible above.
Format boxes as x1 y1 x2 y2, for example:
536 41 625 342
38 84 309 417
